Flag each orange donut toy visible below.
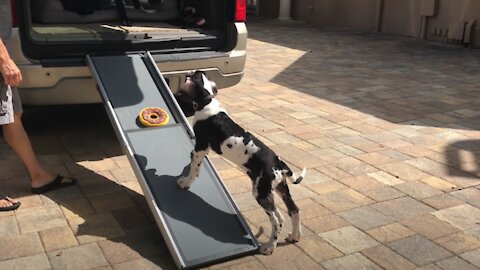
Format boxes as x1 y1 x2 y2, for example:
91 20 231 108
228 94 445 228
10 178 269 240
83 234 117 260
139 107 169 127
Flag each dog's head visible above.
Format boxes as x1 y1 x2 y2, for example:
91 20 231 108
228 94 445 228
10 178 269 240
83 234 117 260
174 70 217 117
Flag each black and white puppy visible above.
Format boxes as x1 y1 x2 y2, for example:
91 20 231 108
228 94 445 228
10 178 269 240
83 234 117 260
174 71 306 255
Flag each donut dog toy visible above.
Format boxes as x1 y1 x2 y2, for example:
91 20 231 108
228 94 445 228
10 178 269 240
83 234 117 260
139 107 169 127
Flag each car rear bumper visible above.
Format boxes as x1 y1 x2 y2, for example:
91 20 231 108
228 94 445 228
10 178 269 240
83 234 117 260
18 69 244 105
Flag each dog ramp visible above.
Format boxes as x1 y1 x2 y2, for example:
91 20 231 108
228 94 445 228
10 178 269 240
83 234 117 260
87 53 258 269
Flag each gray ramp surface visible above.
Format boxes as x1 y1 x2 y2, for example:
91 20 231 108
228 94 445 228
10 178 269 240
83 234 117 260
87 53 258 269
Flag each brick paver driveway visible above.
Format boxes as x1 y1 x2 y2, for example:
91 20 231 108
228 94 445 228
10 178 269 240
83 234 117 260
1 18 480 269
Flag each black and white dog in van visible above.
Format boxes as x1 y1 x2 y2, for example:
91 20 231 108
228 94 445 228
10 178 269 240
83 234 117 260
174 71 306 255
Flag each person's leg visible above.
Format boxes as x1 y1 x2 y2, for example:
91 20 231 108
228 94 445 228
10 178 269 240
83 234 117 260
2 113 56 188
3 87 75 194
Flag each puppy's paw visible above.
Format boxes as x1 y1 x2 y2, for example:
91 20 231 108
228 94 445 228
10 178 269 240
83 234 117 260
259 244 275 255
177 176 191 190
285 231 301 243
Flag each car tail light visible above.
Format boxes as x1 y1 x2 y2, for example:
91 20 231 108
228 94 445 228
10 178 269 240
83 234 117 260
235 0 247 22
10 0 16 27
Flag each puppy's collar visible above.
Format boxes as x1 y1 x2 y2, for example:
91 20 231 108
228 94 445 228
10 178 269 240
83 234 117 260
193 94 215 111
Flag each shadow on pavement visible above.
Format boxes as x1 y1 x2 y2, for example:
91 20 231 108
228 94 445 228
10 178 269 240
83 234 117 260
247 19 480 131
6 104 260 268
445 139 480 179
0 104 177 269
244 19 480 186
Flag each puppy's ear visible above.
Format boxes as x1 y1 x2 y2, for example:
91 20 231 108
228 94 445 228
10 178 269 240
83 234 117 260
174 92 195 117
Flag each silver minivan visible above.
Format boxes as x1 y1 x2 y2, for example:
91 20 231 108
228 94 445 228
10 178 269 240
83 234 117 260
10 0 247 105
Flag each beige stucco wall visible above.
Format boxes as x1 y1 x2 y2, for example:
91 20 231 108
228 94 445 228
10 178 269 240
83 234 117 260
259 0 280 19
380 0 422 37
290 0 378 31
258 0 480 47
426 0 480 43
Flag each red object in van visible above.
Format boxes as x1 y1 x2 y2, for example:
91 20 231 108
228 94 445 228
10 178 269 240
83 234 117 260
235 0 247 22
10 0 16 27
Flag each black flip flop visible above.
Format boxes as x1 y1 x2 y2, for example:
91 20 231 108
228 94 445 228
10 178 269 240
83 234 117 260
31 175 77 194
0 194 21 211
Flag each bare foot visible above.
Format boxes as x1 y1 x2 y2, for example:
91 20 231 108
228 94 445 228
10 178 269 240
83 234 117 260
0 197 15 208
0 196 19 210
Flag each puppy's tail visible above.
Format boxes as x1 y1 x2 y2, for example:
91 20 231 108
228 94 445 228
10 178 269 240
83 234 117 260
286 167 307 184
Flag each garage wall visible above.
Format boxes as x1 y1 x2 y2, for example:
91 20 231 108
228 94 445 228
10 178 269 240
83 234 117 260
426 0 480 44
380 0 422 37
258 0 279 19
258 0 480 48
291 0 378 31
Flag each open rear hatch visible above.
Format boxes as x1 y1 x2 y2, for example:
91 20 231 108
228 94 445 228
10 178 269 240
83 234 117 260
15 0 237 60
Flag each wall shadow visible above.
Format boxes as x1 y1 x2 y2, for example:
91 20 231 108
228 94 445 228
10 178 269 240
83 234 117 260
246 19 480 130
246 19 480 190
